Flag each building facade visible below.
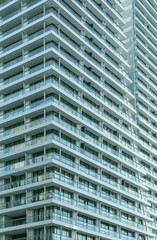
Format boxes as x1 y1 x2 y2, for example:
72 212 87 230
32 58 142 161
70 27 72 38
0 0 156 240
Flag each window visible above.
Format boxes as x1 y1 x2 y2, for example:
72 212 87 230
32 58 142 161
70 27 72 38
47 226 60 237
83 95 100 110
122 151 133 161
30 151 44 164
82 111 100 126
100 222 116 234
15 193 26 205
33 189 44 201
46 186 59 199
121 212 135 222
5 139 24 152
86 129 99 141
122 166 136 179
103 140 117 151
104 109 119 123
46 206 60 220
83 146 99 160
101 205 117 215
61 133 76 145
61 170 74 185
34 228 44 237
33 169 44 182
121 229 134 238
77 214 95 229
6 156 25 169
4 121 24 134
139 235 145 240
62 228 71 237
77 233 95 240
61 115 77 129
62 209 72 223
121 180 138 195
102 156 118 170
5 104 24 117
79 178 96 194
61 189 73 203
46 148 59 161
61 151 75 166
78 196 96 211
83 79 100 96
61 97 77 111
121 196 135 209
80 161 97 177
61 80 78 96
102 172 117 186
34 208 44 221
101 188 117 201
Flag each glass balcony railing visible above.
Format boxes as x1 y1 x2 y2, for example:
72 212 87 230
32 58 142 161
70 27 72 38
0 5 129 95
82 115 101 130
0 216 27 229
2 72 23 86
136 15 156 41
0 0 14 7
1 41 53 71
54 15 128 86
26 0 41 8
61 0 124 50
100 228 118 237
1 40 22 54
58 7 126 72
0 24 22 38
0 89 24 103
0 142 25 155
0 111 138 175
80 148 99 162
0 0 42 22
47 45 132 108
0 171 145 218
121 185 139 197
1 8 21 22
121 236 136 240
0 150 141 203
0 6 51 39
0 196 26 210
0 161 25 173
1 56 23 70
137 37 156 62
1 212 108 233
90 0 123 33
1 27 131 113
28 234 72 240
0 107 24 120
0 124 24 137
0 104 138 173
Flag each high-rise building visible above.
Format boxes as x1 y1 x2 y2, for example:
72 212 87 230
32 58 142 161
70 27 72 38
0 0 156 240
123 0 157 238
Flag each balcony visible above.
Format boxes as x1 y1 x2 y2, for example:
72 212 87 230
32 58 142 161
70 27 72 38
0 176 146 224
0 6 50 40
0 198 145 236
1 37 130 97
0 0 18 8
0 0 43 18
0 212 118 239
59 0 125 50
0 79 136 146
0 154 143 205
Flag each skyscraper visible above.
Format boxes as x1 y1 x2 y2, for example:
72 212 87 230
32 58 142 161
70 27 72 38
123 0 157 238
0 0 156 240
